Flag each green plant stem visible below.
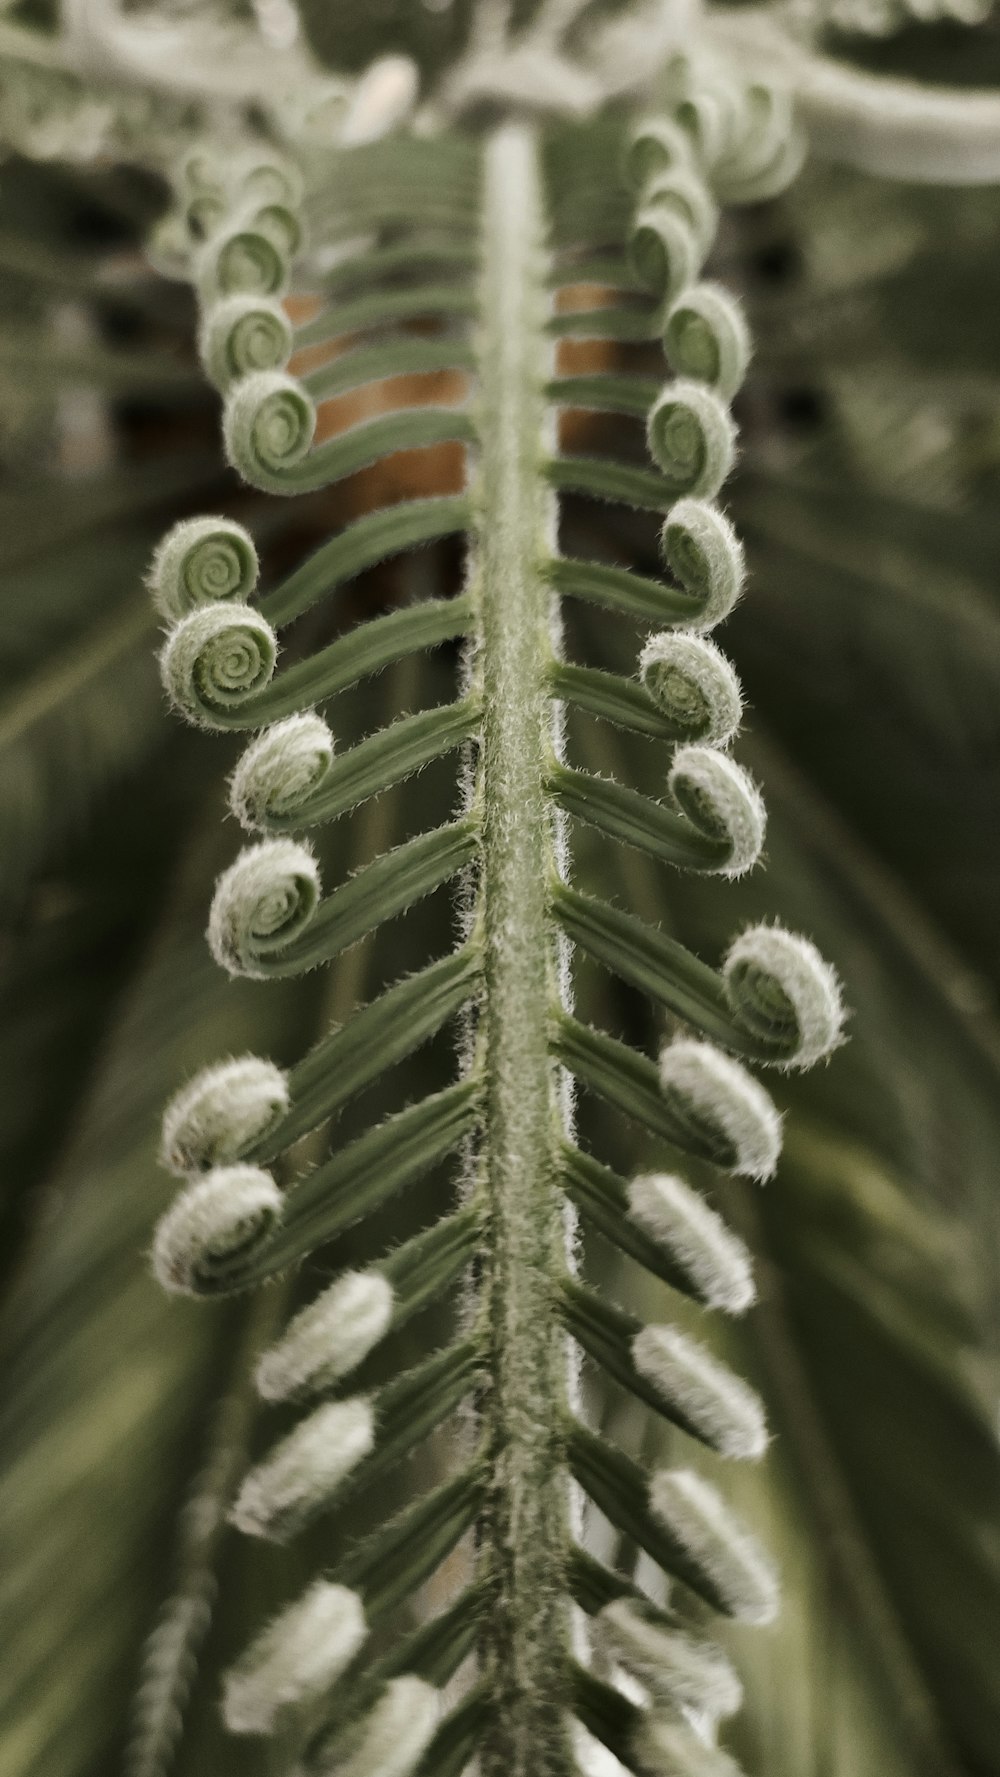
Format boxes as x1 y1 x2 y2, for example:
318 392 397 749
468 123 575 1777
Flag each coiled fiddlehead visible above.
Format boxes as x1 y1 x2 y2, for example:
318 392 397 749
207 838 322 977
647 380 737 500
223 370 318 487
146 517 259 623
639 633 743 747
198 294 294 391
152 1165 283 1296
160 602 278 727
160 1056 289 1174
665 283 751 402
228 712 336 830
144 79 843 1777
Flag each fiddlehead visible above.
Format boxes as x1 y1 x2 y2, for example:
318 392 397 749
660 496 745 629
144 71 843 1777
152 1165 283 1296
646 381 737 500
146 517 259 623
657 1039 783 1180
228 712 336 830
160 1056 289 1174
722 924 846 1070
222 1581 367 1734
664 283 751 402
159 602 278 726
223 370 318 488
254 1270 395 1402
668 745 767 878
197 216 294 301
638 633 743 748
198 294 294 392
206 838 323 977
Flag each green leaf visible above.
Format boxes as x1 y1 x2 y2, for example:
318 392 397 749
260 498 472 628
249 946 482 1161
231 1080 482 1286
264 700 481 830
551 662 683 739
262 821 479 977
295 281 478 348
551 765 728 869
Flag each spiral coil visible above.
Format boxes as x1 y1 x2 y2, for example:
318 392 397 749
665 282 752 402
199 294 294 392
639 632 743 747
723 923 847 1068
229 713 336 830
160 1056 289 1175
223 371 318 488
647 379 737 499
207 839 321 978
160 602 279 727
152 1165 283 1296
660 496 745 629
667 744 766 877
147 517 259 623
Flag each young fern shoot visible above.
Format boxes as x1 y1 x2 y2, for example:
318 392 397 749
145 64 844 1777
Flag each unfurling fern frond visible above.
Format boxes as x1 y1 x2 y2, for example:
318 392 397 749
144 77 844 1777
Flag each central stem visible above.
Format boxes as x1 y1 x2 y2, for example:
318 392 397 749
469 124 575 1777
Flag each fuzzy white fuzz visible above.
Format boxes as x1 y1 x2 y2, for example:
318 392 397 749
230 1397 375 1540
597 1597 742 1720
223 370 316 487
160 1056 289 1175
159 602 277 729
332 1676 440 1777
627 1173 755 1314
646 380 736 501
638 633 742 747
648 1468 779 1625
230 712 335 830
632 1323 768 1460
151 1165 281 1296
661 498 745 632
665 281 752 403
632 1709 745 1776
255 1272 395 1401
222 1580 366 1734
208 838 320 979
658 1038 782 1181
146 515 258 622
723 923 846 1070
198 292 293 392
668 745 765 878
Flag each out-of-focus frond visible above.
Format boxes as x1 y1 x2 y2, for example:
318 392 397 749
0 819 318 1777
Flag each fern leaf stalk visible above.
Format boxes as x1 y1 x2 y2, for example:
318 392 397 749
466 121 576 1777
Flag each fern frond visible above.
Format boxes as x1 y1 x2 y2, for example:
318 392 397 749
143 84 844 1777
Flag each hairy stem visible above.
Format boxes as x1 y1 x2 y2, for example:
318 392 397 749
468 122 575 1777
